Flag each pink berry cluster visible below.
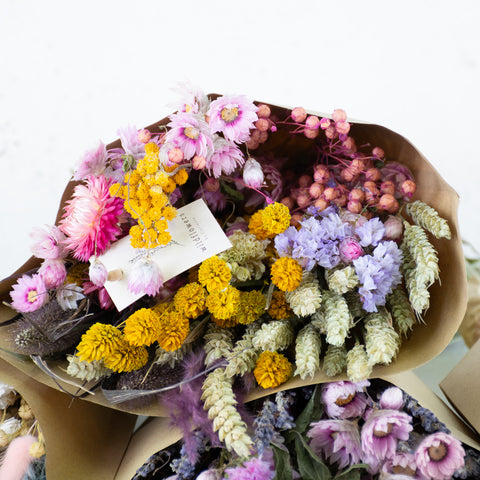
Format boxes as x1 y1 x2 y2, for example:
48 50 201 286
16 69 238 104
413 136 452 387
245 104 277 151
282 107 417 221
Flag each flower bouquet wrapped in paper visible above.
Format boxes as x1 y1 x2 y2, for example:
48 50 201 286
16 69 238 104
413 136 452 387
0 87 466 417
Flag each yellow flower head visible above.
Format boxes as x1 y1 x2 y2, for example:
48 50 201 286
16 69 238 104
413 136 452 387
254 351 292 389
235 290 266 325
156 310 190 352
261 202 291 237
66 262 89 286
123 308 161 347
212 315 238 328
144 142 160 156
76 323 124 363
173 168 189 185
103 340 149 373
271 257 303 292
173 282 207 319
248 210 269 240
206 286 241 320
198 256 232 293
267 290 294 320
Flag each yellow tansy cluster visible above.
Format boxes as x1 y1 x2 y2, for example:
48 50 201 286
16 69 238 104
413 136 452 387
109 142 189 249
249 202 291 240
270 257 303 292
267 290 294 320
156 308 190 352
253 351 292 389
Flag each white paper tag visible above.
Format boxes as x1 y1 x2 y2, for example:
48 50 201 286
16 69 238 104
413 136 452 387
97 199 232 311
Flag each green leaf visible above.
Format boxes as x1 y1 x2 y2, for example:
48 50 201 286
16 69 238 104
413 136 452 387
334 463 369 480
294 433 332 480
220 181 244 201
294 385 323 435
272 443 293 480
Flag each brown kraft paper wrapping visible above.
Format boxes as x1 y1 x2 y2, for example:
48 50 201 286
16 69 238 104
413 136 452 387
0 99 468 416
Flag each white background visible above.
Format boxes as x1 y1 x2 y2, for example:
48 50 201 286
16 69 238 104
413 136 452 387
1 0 479 279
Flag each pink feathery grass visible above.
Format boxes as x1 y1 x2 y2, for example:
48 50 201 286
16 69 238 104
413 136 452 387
0 435 36 480
59 175 124 261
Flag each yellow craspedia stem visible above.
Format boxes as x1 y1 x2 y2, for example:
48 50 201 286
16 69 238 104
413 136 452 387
254 351 292 389
270 257 303 292
76 323 124 363
198 256 232 293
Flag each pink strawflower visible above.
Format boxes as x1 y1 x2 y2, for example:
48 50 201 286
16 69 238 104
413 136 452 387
415 432 465 480
56 283 84 310
206 137 245 178
117 125 146 160
59 175 124 262
384 216 403 241
223 456 274 480
379 387 404 410
172 82 210 115
361 409 413 461
207 94 258 144
382 452 428 479
307 419 362 469
243 158 264 188
10 274 49 313
38 259 67 289
89 259 108 287
30 224 66 260
73 142 109 181
166 112 214 160
127 257 164 297
322 381 370 419
339 237 364 263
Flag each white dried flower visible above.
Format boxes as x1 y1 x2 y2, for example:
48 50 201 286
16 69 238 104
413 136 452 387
252 319 294 352
0 417 22 436
201 367 252 457
154 342 191 368
323 344 347 377
243 157 264 188
66 354 113 381
0 383 17 409
406 200 451 239
323 291 352 347
346 343 372 383
285 271 322 317
364 310 401 365
325 266 359 295
294 323 322 379
225 322 261 377
56 283 85 310
311 308 327 334
204 324 235 367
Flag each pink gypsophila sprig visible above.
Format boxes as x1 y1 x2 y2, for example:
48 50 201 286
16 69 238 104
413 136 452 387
10 274 49 313
59 175 124 262
165 112 214 160
207 94 258 144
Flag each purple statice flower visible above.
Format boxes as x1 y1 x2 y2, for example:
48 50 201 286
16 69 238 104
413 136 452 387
379 387 404 410
381 452 428 480
322 381 370 419
30 224 66 260
10 274 49 313
415 432 465 480
207 94 258 144
166 112 214 160
38 259 67 289
73 142 109 181
353 240 403 312
355 217 386 247
274 391 295 430
320 211 354 240
274 226 298 257
307 419 362 469
127 257 164 296
361 409 413 462
223 456 274 480
403 395 450 434
206 137 245 177
117 125 146 160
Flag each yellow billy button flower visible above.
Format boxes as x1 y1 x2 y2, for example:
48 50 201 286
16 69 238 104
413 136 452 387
248 210 269 240
156 309 190 352
254 351 292 389
235 290 266 325
76 323 123 363
261 202 291 237
270 257 303 292
198 256 232 293
206 286 241 320
173 282 207 319
102 340 149 373
267 290 294 320
123 308 161 347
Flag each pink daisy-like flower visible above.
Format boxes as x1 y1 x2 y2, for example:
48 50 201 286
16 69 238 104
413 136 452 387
206 137 245 178
117 125 146 161
307 419 362 469
207 94 258 144
415 432 465 480
361 409 413 462
322 381 370 419
224 456 274 480
73 142 109 181
10 274 49 313
38 259 67 289
382 452 428 479
165 112 214 160
59 175 124 262
127 257 164 297
30 224 66 260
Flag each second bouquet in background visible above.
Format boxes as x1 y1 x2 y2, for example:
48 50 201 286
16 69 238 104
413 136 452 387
0 87 466 418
